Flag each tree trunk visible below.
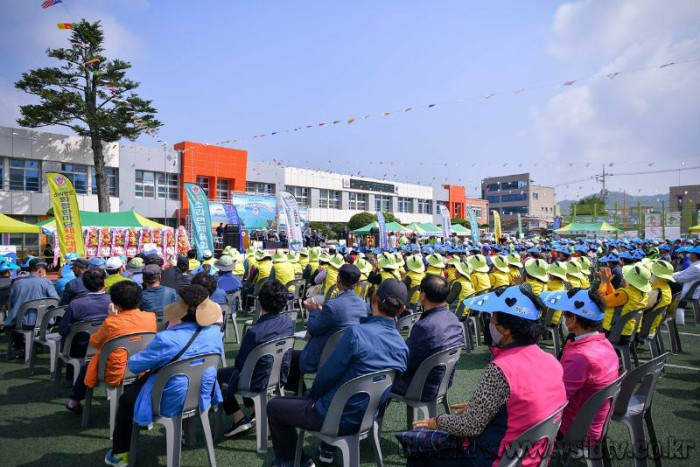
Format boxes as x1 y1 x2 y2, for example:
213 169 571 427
91 132 111 213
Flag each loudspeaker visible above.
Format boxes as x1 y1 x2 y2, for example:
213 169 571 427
223 224 241 250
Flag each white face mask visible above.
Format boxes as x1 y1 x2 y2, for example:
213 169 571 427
489 322 504 346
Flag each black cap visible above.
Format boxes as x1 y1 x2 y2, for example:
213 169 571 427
142 264 162 282
338 263 361 287
73 258 90 269
28 258 48 270
176 255 189 270
377 279 408 305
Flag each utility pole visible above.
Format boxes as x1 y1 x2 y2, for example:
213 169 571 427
595 164 608 201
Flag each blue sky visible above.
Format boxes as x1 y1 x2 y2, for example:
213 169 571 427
1 0 699 202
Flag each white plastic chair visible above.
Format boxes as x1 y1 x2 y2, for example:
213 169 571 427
53 318 104 393
29 305 66 378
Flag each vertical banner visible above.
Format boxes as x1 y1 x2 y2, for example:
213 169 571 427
46 172 85 259
376 211 388 250
492 210 502 241
439 204 452 240
278 191 303 251
184 183 214 260
517 214 523 238
467 206 479 245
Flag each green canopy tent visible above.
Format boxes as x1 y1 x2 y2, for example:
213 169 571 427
404 222 428 234
352 220 409 235
37 210 169 234
418 223 442 235
450 224 471 235
0 213 42 234
404 222 441 236
554 221 622 234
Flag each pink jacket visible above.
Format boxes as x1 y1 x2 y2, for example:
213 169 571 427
560 333 619 441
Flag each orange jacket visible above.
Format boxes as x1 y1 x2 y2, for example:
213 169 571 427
84 309 157 388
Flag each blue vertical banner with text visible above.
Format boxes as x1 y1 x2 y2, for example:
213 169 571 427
376 211 388 250
185 182 214 260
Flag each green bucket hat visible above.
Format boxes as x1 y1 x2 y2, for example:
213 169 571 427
378 254 398 270
272 249 288 263
574 257 591 275
309 248 321 261
524 258 549 282
507 252 523 268
623 264 652 293
393 252 405 267
446 256 462 267
467 254 489 273
214 255 235 272
454 261 472 278
406 254 425 274
566 261 584 280
548 261 568 281
650 260 675 282
426 253 446 269
287 251 299 263
491 256 510 273
318 251 331 264
245 246 257 256
355 258 373 275
299 247 310 257
328 253 345 269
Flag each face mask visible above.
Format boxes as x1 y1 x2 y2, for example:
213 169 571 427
489 322 504 346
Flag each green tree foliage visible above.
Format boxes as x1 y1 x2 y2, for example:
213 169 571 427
15 20 161 212
348 212 376 231
569 194 608 217
451 217 471 229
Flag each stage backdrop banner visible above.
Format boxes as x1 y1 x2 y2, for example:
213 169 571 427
279 191 304 251
46 172 85 258
439 204 452 239
184 183 214 260
209 202 242 226
230 193 277 230
376 211 388 250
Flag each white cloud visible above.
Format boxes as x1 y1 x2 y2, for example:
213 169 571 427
533 0 700 195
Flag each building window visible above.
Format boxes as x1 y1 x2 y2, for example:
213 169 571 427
246 182 276 195
532 192 539 200
91 167 118 196
157 173 179 200
501 193 527 202
398 197 413 213
196 176 210 197
286 186 309 206
468 206 483 218
487 183 500 191
375 195 391 212
135 170 178 200
319 189 341 209
486 195 500 204
9 159 41 192
349 192 367 210
417 199 433 214
61 163 89 194
216 179 230 200
0 158 3 190
501 206 528 215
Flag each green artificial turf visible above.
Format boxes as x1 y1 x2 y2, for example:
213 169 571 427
0 316 699 467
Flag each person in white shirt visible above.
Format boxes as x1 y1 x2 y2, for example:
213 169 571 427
672 247 700 299
388 232 397 249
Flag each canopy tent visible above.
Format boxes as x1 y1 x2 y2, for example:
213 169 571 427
450 224 471 235
554 221 622 234
352 220 409 235
419 223 442 234
689 224 700 233
37 210 169 233
403 222 440 236
0 213 42 234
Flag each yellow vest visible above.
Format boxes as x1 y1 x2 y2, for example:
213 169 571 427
308 260 320 275
354 275 368 298
471 272 491 293
603 286 648 335
649 280 672 334
567 275 582 289
380 269 401 283
188 258 201 271
426 266 444 276
456 276 475 304
446 267 456 283
254 260 272 284
299 256 309 268
233 258 245 276
489 271 510 289
323 266 340 295
546 279 567 324
508 267 522 285
405 270 426 305
273 261 295 290
525 277 547 296
292 262 303 276
580 275 591 289
246 255 257 272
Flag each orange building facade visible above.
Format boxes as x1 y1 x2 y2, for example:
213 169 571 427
174 141 248 220
443 184 489 226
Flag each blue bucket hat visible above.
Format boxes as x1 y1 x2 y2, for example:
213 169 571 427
527 247 540 255
597 255 609 264
632 250 645 260
659 244 672 251
539 289 605 321
0 259 20 272
88 257 106 268
555 246 571 256
618 251 635 261
462 285 541 321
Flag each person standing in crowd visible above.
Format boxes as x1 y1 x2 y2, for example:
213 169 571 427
217 280 295 436
59 258 91 306
139 264 179 318
65 281 157 413
401 286 566 467
268 279 408 467
540 289 619 444
4 258 59 357
216 223 225 238
388 231 398 250
392 275 463 401
104 257 131 293
105 285 223 466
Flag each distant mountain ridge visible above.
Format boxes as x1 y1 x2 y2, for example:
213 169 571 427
558 191 667 216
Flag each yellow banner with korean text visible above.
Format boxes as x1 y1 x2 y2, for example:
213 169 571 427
47 172 85 258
